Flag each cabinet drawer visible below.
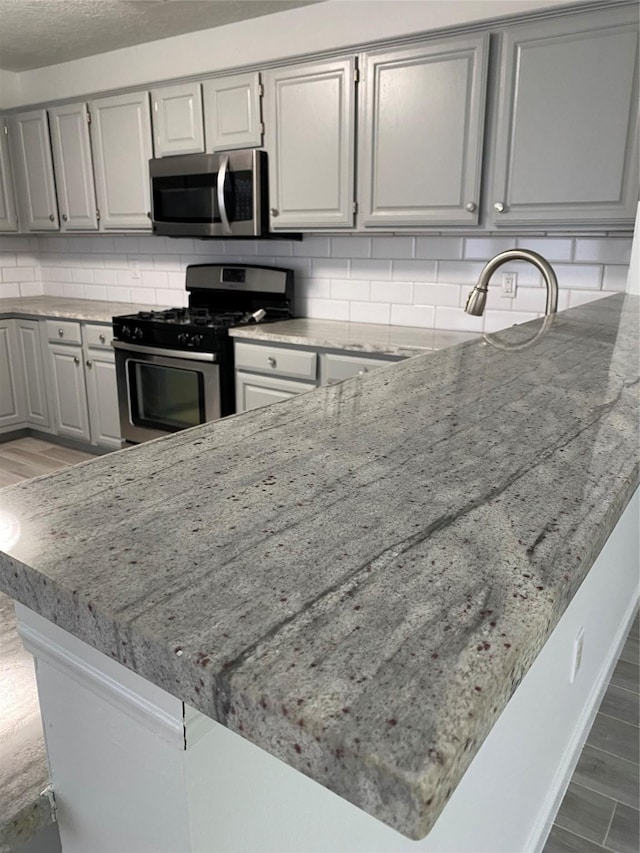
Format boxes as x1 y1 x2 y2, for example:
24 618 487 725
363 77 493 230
84 323 112 350
321 352 396 384
234 342 317 381
46 320 82 345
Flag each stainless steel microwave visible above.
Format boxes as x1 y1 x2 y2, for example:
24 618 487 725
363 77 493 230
149 149 268 238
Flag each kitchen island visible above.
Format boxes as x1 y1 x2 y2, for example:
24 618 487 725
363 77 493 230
0 294 638 852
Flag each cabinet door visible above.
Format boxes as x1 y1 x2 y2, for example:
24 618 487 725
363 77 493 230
48 102 99 231
0 320 25 429
359 35 489 227
7 109 59 231
491 8 639 227
320 352 396 384
263 58 356 229
151 82 204 156
85 349 121 449
0 121 18 232
202 73 262 151
15 319 50 428
89 92 153 230
235 371 315 413
48 343 91 442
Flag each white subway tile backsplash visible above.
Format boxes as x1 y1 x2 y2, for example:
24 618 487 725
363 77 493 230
94 269 118 285
515 238 573 261
107 285 132 302
299 297 350 321
155 288 185 306
574 238 632 265
62 282 85 299
167 271 186 290
390 304 435 328
295 236 330 257
508 288 556 313
137 236 167 254
0 252 17 266
330 279 369 301
371 237 414 259
434 306 483 333
296 277 331 299
554 264 602 290
72 267 93 284
602 265 629 292
349 301 390 324
1 282 20 297
414 283 461 307
113 237 142 254
19 281 43 297
103 256 130 270
311 258 349 279
391 259 437 282
463 237 514 260
141 270 169 289
350 259 391 281
89 236 116 254
370 280 413 304
437 261 484 285
568 289 619 308
87 285 108 301
116 269 138 287
3 265 35 282
483 310 540 333
330 237 371 258
415 237 463 260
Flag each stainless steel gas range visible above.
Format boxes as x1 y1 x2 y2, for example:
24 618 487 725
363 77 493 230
112 264 294 444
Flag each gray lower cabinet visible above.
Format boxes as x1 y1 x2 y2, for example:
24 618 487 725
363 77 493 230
490 6 639 227
89 91 154 230
263 57 356 230
0 119 18 232
14 318 50 429
48 102 99 231
47 340 91 443
0 320 25 429
6 109 60 231
234 340 399 413
359 34 489 227
82 324 121 450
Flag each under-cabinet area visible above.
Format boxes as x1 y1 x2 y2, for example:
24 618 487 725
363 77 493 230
0 2 637 235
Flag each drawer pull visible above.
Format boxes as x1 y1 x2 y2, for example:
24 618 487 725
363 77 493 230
99 333 106 344
267 356 277 368
73 356 80 366
49 214 55 222
86 360 93 368
58 328 64 337
358 368 368 375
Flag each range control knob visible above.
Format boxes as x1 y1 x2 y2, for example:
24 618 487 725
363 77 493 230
178 332 190 346
133 327 143 341
122 325 132 338
191 334 203 348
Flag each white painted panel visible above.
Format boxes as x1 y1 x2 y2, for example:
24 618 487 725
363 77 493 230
48 102 98 230
0 119 18 231
85 352 121 448
235 371 315 412
202 73 262 151
0 320 24 426
15 319 49 427
48 343 90 441
7 109 59 231
151 81 204 156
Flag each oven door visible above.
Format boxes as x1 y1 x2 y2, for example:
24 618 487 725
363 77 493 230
113 342 221 444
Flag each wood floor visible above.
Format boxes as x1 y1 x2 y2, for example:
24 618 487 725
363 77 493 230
0 438 638 851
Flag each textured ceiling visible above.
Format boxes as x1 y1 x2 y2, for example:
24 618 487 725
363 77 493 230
0 0 322 72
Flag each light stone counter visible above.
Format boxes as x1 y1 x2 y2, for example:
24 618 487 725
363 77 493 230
230 317 478 355
0 295 166 323
0 295 638 841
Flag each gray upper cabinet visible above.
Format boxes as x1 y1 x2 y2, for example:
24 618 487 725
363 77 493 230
0 121 18 232
202 73 262 151
359 34 489 227
7 109 59 231
89 91 154 230
48 102 99 231
263 57 356 230
151 82 205 156
491 7 639 227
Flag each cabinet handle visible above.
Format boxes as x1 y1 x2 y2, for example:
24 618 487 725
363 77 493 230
86 360 93 368
58 328 64 337
62 213 68 222
99 334 106 344
73 356 80 366
494 202 505 213
267 356 277 368
49 214 55 222
269 208 279 217
465 202 476 213
357 368 368 375
146 211 152 219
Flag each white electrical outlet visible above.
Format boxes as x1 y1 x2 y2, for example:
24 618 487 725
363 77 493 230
570 628 585 683
501 272 517 298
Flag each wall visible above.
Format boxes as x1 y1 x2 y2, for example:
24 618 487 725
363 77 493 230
0 234 631 334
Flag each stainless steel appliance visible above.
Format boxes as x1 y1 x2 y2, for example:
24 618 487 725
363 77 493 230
112 264 293 444
149 150 268 238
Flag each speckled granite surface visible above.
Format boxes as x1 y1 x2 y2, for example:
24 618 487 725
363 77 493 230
230 318 477 355
0 295 165 324
0 593 53 852
0 295 637 840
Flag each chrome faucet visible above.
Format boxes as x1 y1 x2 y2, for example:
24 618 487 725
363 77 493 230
465 248 559 316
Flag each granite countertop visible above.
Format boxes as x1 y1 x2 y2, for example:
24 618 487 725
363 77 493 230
0 295 165 324
0 294 637 840
229 318 478 356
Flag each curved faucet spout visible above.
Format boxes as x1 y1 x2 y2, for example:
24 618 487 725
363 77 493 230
464 248 558 316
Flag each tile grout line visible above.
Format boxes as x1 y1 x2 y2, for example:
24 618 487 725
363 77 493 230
601 801 618 852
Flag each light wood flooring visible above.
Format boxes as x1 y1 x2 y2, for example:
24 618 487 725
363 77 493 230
0 438 638 851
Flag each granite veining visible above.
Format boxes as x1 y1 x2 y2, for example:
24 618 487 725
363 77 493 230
229 317 478 355
0 295 638 839
0 295 166 324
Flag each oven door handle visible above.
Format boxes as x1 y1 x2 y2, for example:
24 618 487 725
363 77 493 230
217 154 232 236
111 340 218 363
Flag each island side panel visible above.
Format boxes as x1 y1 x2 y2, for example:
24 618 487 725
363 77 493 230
14 489 638 853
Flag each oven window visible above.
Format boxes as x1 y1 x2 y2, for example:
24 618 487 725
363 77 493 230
128 361 205 431
153 170 254 224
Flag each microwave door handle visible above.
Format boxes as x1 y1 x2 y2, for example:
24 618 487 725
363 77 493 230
217 154 232 235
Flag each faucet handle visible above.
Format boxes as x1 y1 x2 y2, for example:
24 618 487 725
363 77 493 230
494 202 506 213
